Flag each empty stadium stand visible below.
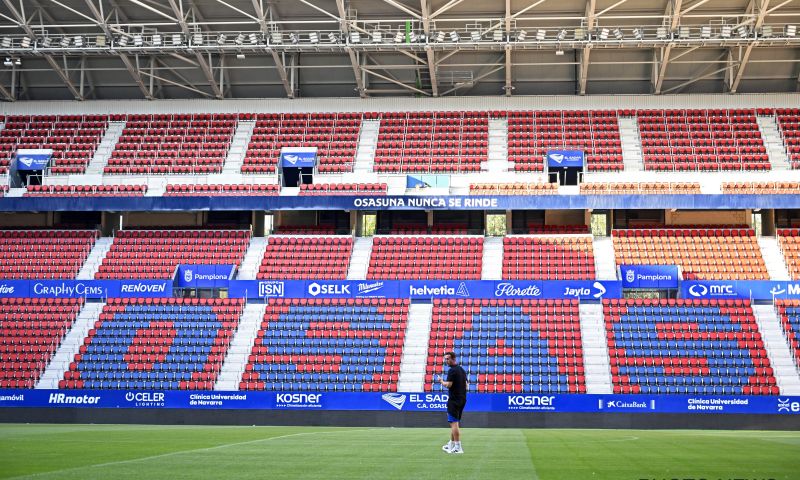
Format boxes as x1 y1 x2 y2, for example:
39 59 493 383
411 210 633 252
367 236 483 279
426 298 586 393
240 298 408 392
95 229 250 279
0 230 98 279
298 183 387 195
507 110 623 172
580 182 701 194
604 298 778 395
778 229 800 280
104 113 237 175
775 108 800 168
0 297 84 388
242 112 361 174
164 184 280 196
374 111 488 173
61 297 243 390
775 300 800 368
0 114 108 174
613 228 769 280
25 184 147 196
638 109 769 171
257 236 353 279
721 182 800 194
469 183 558 195
502 236 596 280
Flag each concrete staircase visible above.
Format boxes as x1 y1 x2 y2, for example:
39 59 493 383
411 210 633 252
593 237 618 280
85 121 125 175
222 120 255 174
215 302 267 391
751 305 800 395
346 237 373 280
76 237 114 280
756 115 791 171
483 118 511 172
353 119 380 173
481 237 504 280
757 236 791 281
237 236 268 280
396 302 433 392
579 303 613 394
618 116 643 171
36 302 105 389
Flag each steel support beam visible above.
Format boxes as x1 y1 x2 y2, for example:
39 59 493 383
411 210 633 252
578 0 596 95
165 0 224 99
362 68 430 96
421 0 438 96
729 0 771 93
336 0 367 97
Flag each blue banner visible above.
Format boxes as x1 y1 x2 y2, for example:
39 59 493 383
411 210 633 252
280 147 317 168
1 389 797 415
681 280 800 300
547 150 584 168
0 280 173 298
175 264 235 288
14 149 52 170
620 265 680 289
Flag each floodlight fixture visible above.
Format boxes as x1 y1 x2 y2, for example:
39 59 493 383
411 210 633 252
394 30 404 43
373 31 383 43
786 25 797 37
656 26 668 39
249 33 259 45
289 33 299 44
216 34 226 45
632 28 643 40
328 32 339 43
598 28 609 40
536 29 546 41
470 30 481 42
2 58 11 66
434 31 445 43
235 33 245 45
760 25 773 38
152 34 161 46
449 31 459 42
94 36 105 47
60 36 71 47
133 34 142 46
701 26 711 38
236 53 245 59
408 31 418 42
556 29 567 41
737 26 748 38
13 57 20 65
493 29 504 42
117 35 128 47
678 26 690 38
517 30 527 41
1 37 10 48
309 32 319 44
574 28 586 40
41 37 53 48
271 32 282 44
73 36 84 47
555 49 564 55
192 32 203 45
171 33 182 45
350 31 361 43
720 25 732 38
613 28 623 40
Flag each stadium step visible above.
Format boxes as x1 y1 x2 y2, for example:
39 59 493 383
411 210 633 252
353 119 380 173
757 236 792 281
76 237 114 280
756 114 791 171
481 237 504 280
36 301 106 389
222 120 256 174
237 236 268 280
85 121 126 175
483 118 511 172
215 302 267 391
579 303 613 394
397 302 433 392
751 305 800 395
346 237 373 280
618 116 644 172
592 237 618 280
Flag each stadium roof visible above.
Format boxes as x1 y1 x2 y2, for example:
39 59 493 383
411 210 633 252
0 0 798 101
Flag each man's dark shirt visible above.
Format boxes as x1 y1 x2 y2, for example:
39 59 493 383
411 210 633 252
446 364 467 402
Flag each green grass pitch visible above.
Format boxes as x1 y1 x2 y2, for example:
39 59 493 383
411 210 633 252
1 424 797 480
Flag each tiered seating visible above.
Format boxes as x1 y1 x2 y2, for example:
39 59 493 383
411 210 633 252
469 183 557 195
240 298 408 392
503 236 596 280
778 229 800 279
775 300 800 367
0 230 97 279
613 228 768 280
61 298 243 390
242 112 361 174
581 182 701 194
507 110 623 172
105 113 237 174
722 181 800 194
274 225 338 235
374 111 488 173
95 229 250 279
775 108 800 168
0 115 108 174
638 109 769 171
604 298 778 395
25 184 147 196
164 184 280 196
425 299 585 394
388 224 470 235
0 298 84 388
257 236 353 279
299 183 387 195
367 236 483 279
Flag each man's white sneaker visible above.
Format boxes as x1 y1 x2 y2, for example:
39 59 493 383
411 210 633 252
450 446 464 454
442 444 452 453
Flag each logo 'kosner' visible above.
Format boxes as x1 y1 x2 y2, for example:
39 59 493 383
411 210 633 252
381 393 407 410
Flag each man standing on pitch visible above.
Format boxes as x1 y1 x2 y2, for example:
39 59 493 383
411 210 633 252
440 351 467 454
